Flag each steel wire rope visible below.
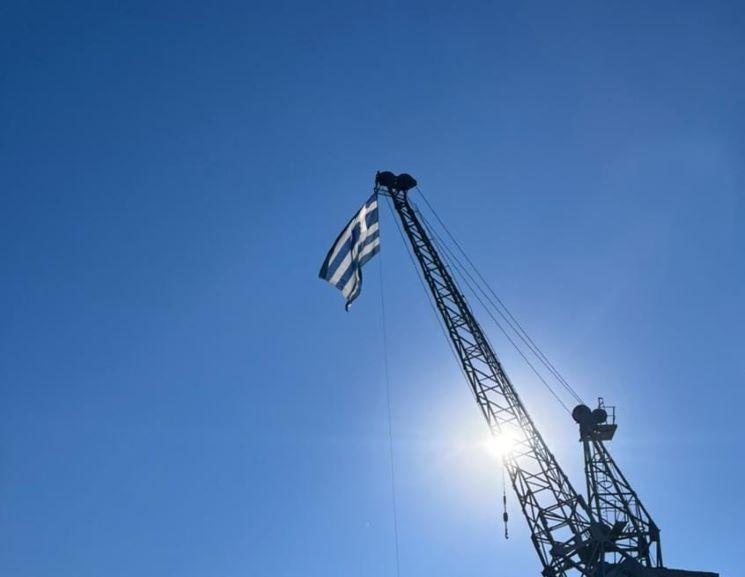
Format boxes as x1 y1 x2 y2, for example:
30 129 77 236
420 215 573 414
425 216 583 409
381 195 483 411
381 194 515 546
414 188 580 394
377 202 402 577
414 188 585 406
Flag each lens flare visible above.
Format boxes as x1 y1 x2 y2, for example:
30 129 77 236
484 430 518 458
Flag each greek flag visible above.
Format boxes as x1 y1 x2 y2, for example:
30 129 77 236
319 193 380 310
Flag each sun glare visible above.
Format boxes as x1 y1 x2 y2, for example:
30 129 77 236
484 429 518 458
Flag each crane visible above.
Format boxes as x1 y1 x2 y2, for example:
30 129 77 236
572 400 662 571
375 170 717 577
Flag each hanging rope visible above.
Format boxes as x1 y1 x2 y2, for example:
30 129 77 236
381 188 582 544
382 193 511 554
382 196 483 411
377 228 402 577
417 211 573 413
415 188 584 404
413 188 586 408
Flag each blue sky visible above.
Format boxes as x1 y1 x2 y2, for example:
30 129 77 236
1 1 743 576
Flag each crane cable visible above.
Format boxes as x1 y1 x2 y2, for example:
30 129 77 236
377 234 402 577
417 210 573 413
382 193 508 551
415 187 585 405
381 191 566 541
413 187 586 408
382 195 491 414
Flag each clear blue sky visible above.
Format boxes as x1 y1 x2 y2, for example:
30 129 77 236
1 2 742 576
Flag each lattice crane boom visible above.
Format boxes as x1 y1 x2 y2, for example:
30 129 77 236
378 170 718 577
380 172 602 577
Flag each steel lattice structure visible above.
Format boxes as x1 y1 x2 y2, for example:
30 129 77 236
383 175 602 577
574 402 662 570
376 170 718 577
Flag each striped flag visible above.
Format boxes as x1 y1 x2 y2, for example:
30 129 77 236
319 193 380 310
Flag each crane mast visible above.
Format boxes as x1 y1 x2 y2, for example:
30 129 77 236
378 171 717 577
573 402 662 568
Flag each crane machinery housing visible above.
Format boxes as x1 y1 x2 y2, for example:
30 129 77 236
373 170 717 577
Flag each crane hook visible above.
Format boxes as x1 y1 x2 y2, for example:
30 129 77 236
502 468 509 540
503 494 509 539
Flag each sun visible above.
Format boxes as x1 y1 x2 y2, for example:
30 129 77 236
484 429 518 458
